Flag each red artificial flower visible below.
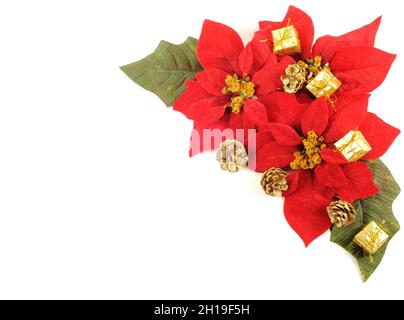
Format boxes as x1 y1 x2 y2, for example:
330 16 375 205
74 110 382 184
174 20 293 156
255 96 400 246
257 6 396 108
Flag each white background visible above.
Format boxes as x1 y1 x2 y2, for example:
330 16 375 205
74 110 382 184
0 0 403 300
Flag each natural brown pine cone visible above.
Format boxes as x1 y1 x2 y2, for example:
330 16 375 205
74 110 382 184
216 140 248 173
261 168 288 196
281 63 307 93
327 200 357 228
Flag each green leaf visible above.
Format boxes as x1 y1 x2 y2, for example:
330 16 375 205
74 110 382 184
330 160 401 281
120 37 203 107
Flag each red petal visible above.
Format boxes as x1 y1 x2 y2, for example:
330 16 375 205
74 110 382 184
239 35 271 75
259 20 284 31
320 149 348 165
267 123 301 147
243 99 269 130
282 6 314 58
283 170 300 196
197 20 244 74
301 98 329 136
284 171 333 246
189 117 230 157
189 97 227 123
195 69 228 96
173 80 211 119
360 113 400 159
331 46 396 94
262 92 309 131
336 162 379 203
255 142 297 173
239 44 254 75
228 111 256 142
323 95 369 143
253 56 295 95
312 17 382 63
315 163 348 190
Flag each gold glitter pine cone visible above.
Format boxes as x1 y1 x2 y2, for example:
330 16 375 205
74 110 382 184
327 200 357 228
261 168 289 196
216 139 248 173
281 63 307 94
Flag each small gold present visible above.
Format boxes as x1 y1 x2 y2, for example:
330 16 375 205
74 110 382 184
272 25 301 56
306 67 341 98
334 130 372 162
354 221 389 255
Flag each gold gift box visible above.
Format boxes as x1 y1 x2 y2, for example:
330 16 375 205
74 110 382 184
306 68 341 98
354 221 389 255
334 130 372 162
272 25 301 56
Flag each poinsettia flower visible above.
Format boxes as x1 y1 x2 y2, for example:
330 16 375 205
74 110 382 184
174 20 294 156
256 6 396 106
255 96 400 246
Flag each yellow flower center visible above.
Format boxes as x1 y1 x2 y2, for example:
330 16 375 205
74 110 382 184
222 74 255 113
290 131 327 170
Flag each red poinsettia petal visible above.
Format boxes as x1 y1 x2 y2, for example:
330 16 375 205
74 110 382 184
239 35 271 76
250 36 272 74
255 142 298 173
283 170 300 196
197 20 244 74
227 111 257 143
331 46 396 94
284 171 333 246
312 17 382 63
253 56 295 96
267 123 301 147
195 69 228 96
173 80 211 119
239 44 254 75
360 113 400 159
255 131 274 151
320 148 348 165
282 6 314 59
323 95 369 143
260 92 309 131
243 99 269 130
315 162 348 190
189 116 230 157
301 98 329 137
259 19 284 31
189 97 227 123
336 162 379 203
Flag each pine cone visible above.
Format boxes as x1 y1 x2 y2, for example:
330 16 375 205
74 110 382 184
327 200 356 228
281 63 307 93
261 168 288 196
216 140 248 173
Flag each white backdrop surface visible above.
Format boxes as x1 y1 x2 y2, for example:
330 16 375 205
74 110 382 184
0 0 403 299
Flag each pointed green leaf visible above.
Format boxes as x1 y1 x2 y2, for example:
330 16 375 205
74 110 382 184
120 37 203 106
330 160 400 281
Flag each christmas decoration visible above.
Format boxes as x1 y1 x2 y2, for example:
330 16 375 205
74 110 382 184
261 168 288 196
121 5 400 281
281 62 307 93
272 22 302 56
216 140 248 173
327 200 357 228
306 67 341 98
354 221 389 255
334 130 372 162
